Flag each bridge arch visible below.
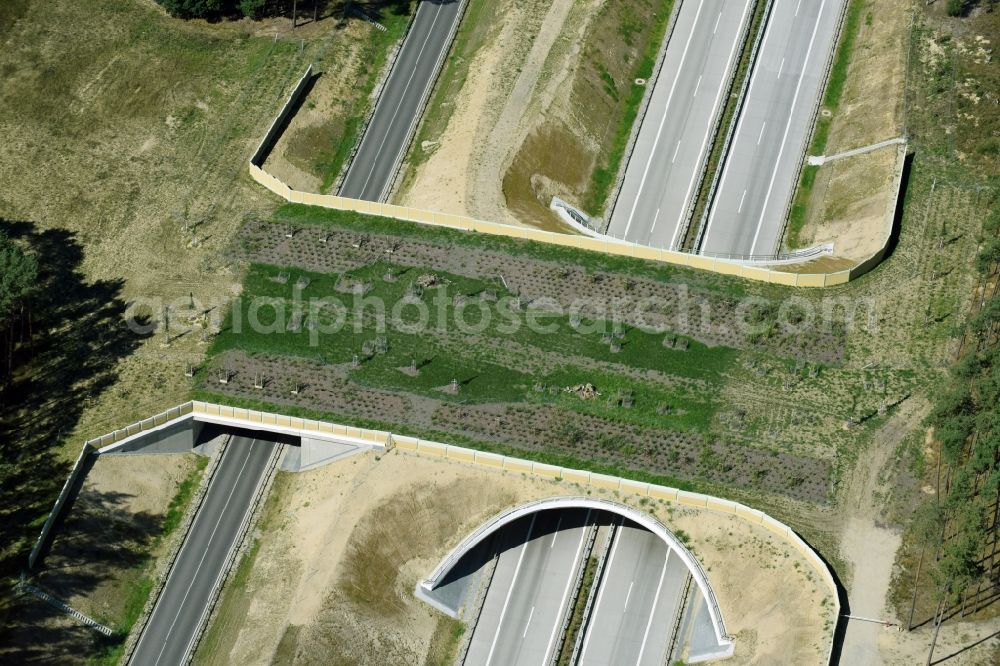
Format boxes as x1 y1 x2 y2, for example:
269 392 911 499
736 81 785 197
421 496 734 656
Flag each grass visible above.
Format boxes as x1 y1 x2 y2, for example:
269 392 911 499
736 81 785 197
193 471 291 666
581 0 675 215
162 455 209 535
88 456 208 665
271 203 752 298
783 0 868 249
314 4 415 191
191 387 713 495
556 555 598 666
804 0 868 158
87 575 154 666
786 165 821 249
338 481 514 614
271 624 301 665
423 616 466 666
210 260 734 433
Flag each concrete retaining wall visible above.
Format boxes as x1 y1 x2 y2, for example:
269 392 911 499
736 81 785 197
28 442 95 570
250 65 313 167
100 419 203 455
244 13 909 290
248 159 901 288
421 496 735 656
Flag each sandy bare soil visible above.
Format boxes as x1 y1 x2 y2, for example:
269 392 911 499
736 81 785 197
196 449 833 665
807 147 900 261
397 0 596 232
828 394 997 666
398 0 566 224
793 0 910 259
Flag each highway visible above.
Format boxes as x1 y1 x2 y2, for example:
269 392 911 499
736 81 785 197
578 523 691 666
464 509 593 666
700 0 847 257
128 436 280 666
339 0 463 202
608 0 754 250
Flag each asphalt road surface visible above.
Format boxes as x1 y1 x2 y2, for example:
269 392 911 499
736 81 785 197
338 0 462 202
464 509 593 666
701 0 846 257
608 0 754 250
578 522 691 666
128 436 280 666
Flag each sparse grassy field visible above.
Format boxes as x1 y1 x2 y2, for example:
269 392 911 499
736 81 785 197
0 454 208 666
503 0 676 221
402 0 501 174
268 1 417 192
423 616 466 666
786 0 908 253
881 1 1000 634
0 0 420 662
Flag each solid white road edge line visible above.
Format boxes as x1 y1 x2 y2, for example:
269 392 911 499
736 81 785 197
670 0 754 251
541 509 593 665
634 550 671 666
622 0 707 238
700 0 783 250
150 440 256 666
749 0 828 256
579 517 625 662
354 2 445 197
484 513 538 666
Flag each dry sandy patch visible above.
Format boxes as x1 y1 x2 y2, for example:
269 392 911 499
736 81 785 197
792 0 910 259
196 449 834 665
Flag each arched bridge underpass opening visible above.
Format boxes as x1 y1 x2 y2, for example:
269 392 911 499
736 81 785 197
418 497 735 664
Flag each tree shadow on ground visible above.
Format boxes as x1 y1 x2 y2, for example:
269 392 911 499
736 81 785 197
0 219 151 661
202 0 421 24
37 485 163 603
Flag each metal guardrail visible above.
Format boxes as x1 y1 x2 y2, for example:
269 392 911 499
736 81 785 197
31 400 842 662
568 520 617 665
689 242 834 264
333 2 423 196
382 0 470 203
677 0 761 250
548 518 596 666
17 581 114 636
180 439 283 665
776 0 855 249
665 573 694 663
119 435 232 665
